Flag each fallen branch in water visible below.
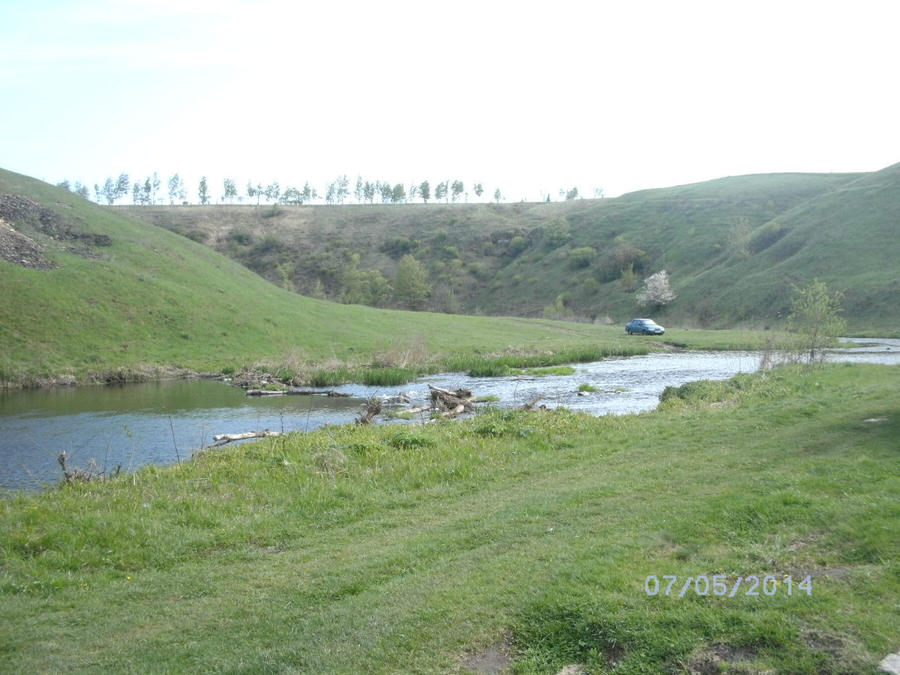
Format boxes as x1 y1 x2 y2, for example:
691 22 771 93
58 452 120 484
246 389 350 397
518 394 546 411
356 398 383 425
206 430 281 448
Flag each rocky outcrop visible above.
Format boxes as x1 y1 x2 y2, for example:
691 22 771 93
0 217 55 269
0 194 112 266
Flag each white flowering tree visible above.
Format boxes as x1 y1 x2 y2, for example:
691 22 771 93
637 270 676 308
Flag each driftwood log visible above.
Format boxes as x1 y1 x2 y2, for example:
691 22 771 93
246 389 349 397
206 430 281 448
428 385 476 416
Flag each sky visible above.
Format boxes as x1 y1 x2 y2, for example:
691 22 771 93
2 0 899 202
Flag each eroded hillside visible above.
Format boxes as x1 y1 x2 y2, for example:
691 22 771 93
122 167 899 330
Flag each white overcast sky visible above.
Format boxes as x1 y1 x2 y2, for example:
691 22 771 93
2 0 898 201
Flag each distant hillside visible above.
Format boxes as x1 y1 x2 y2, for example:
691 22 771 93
122 166 899 330
0 169 645 384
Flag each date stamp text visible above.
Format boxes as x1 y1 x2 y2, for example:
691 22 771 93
644 574 812 598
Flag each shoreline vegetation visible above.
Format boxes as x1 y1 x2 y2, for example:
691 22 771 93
1 363 897 672
0 328 810 390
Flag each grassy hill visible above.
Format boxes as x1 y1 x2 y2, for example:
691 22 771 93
683 164 900 328
123 166 900 331
3 168 741 386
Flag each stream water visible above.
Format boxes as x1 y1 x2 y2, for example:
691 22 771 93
2 339 897 491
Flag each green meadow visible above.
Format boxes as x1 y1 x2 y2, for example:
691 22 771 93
1 363 897 672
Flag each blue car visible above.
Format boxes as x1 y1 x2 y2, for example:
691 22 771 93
626 318 665 335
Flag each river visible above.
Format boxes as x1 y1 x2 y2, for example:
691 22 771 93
2 339 897 491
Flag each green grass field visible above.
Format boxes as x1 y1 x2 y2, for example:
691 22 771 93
1 363 897 672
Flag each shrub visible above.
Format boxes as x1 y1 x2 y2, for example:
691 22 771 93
508 236 528 256
543 220 572 249
787 279 845 363
596 244 647 282
227 229 252 246
380 237 418 259
569 246 596 268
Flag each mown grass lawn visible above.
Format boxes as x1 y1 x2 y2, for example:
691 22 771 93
1 363 897 673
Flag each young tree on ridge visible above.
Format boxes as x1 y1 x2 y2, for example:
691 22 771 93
363 181 376 204
98 174 129 204
451 180 464 202
223 178 238 203
247 181 263 205
167 173 186 205
336 175 350 204
379 182 392 203
264 181 281 204
197 177 209 205
115 173 130 202
281 186 302 205
150 172 161 204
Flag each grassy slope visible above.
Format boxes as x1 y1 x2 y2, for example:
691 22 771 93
0 170 645 383
1 363 897 672
123 166 900 330
691 164 900 328
493 172 866 323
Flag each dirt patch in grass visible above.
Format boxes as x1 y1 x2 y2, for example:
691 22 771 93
802 629 846 657
461 633 514 674
685 642 762 674
801 628 872 673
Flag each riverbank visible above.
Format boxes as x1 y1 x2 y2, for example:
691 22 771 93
1 326 797 390
2 349 776 491
1 363 897 672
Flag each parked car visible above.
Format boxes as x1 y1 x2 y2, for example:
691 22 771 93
625 318 665 335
